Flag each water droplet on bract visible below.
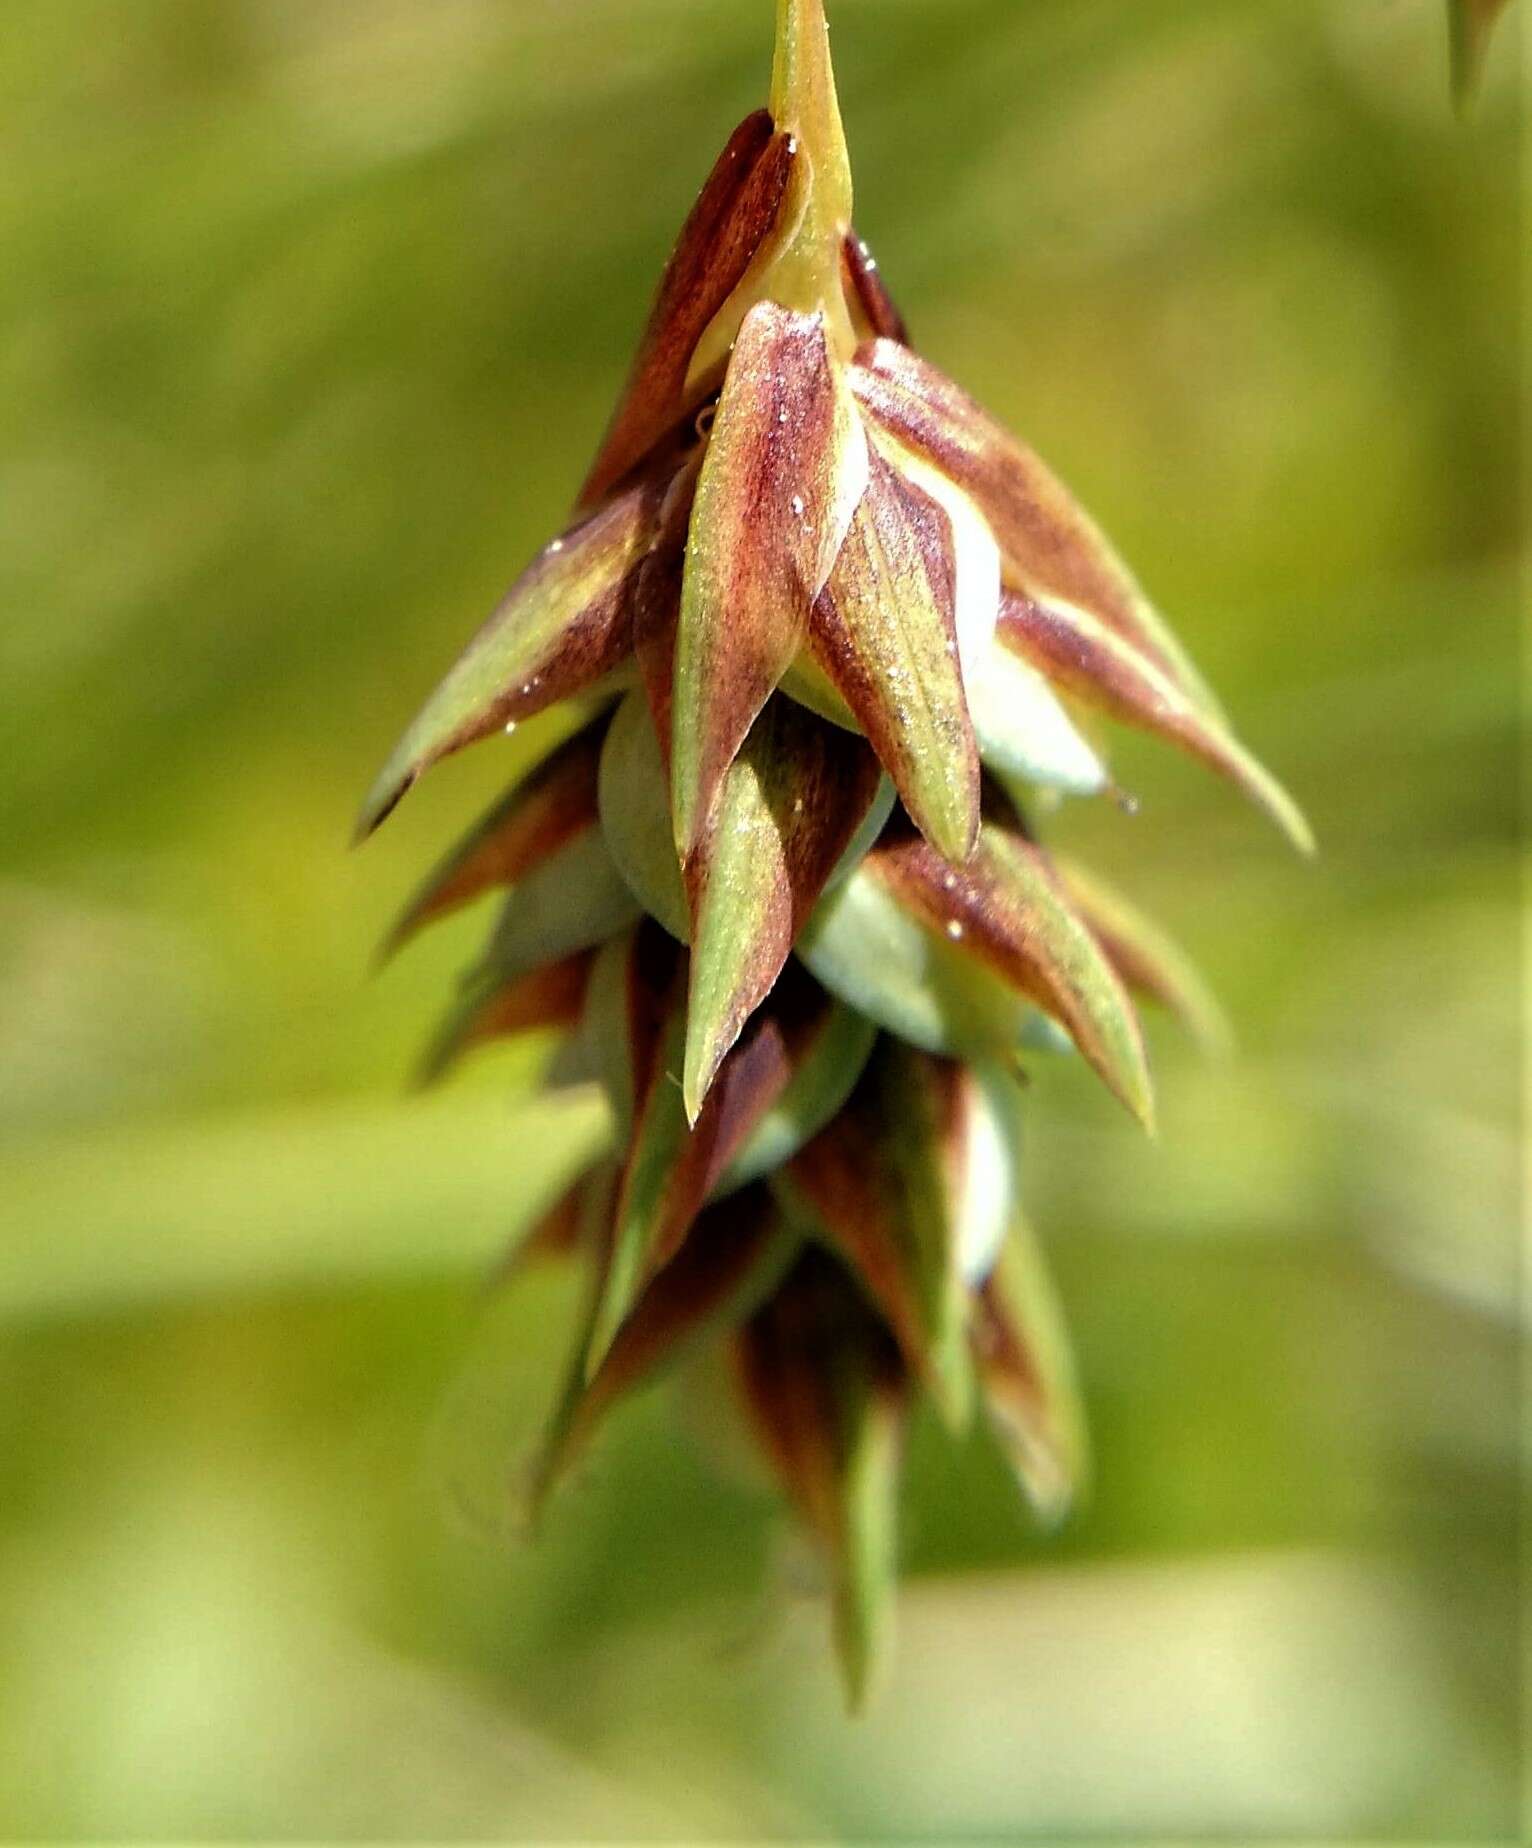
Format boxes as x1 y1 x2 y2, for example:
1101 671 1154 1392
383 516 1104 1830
942 871 958 891
792 797 805 816
790 494 806 517
504 721 518 737
548 538 564 555
946 919 965 942
1111 784 1141 817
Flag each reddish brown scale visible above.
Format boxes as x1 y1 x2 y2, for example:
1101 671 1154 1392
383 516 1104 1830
673 301 867 862
624 919 688 1105
733 1247 905 1543
550 1187 786 1477
489 1171 588 1289
997 588 1310 853
868 818 1056 1012
842 231 910 346
468 952 592 1040
999 589 1229 779
417 953 593 1088
682 698 884 1113
630 455 702 763
383 721 609 958
809 446 980 862
782 1044 968 1392
579 112 796 511
615 1002 787 1287
863 812 1152 1122
1077 911 1174 1013
972 1274 1046 1404
968 1266 1070 1503
849 340 1191 689
356 474 670 840
624 972 831 1281
685 703 884 942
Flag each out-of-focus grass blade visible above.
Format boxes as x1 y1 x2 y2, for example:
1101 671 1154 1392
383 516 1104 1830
0 1088 613 1322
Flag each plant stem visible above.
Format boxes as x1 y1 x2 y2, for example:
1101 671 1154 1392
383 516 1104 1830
769 0 857 355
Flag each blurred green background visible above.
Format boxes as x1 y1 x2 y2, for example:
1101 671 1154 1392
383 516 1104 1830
1 1 1521 1839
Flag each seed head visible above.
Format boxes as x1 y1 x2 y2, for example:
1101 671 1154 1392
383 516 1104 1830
359 0 1308 1709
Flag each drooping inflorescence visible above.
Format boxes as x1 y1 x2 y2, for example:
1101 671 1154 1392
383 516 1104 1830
359 0 1310 1708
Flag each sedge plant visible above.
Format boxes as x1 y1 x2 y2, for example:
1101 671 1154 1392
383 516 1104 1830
359 0 1316 1709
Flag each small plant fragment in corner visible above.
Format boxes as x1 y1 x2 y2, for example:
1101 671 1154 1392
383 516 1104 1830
1449 0 1516 109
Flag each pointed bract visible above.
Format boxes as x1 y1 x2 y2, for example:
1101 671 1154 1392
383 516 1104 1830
539 1188 798 1499
1060 860 1232 1056
842 232 910 346
777 1039 976 1426
590 986 804 1371
579 114 797 511
672 301 869 861
799 845 1084 1066
972 1225 1089 1527
356 479 664 838
997 591 1314 854
810 448 981 862
475 827 643 988
684 698 883 1121
733 1247 905 1712
630 451 700 762
382 720 608 959
867 815 1156 1130
725 998 878 1189
849 341 1221 712
417 953 592 1088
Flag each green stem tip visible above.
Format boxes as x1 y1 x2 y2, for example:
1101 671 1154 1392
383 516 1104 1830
768 0 857 351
